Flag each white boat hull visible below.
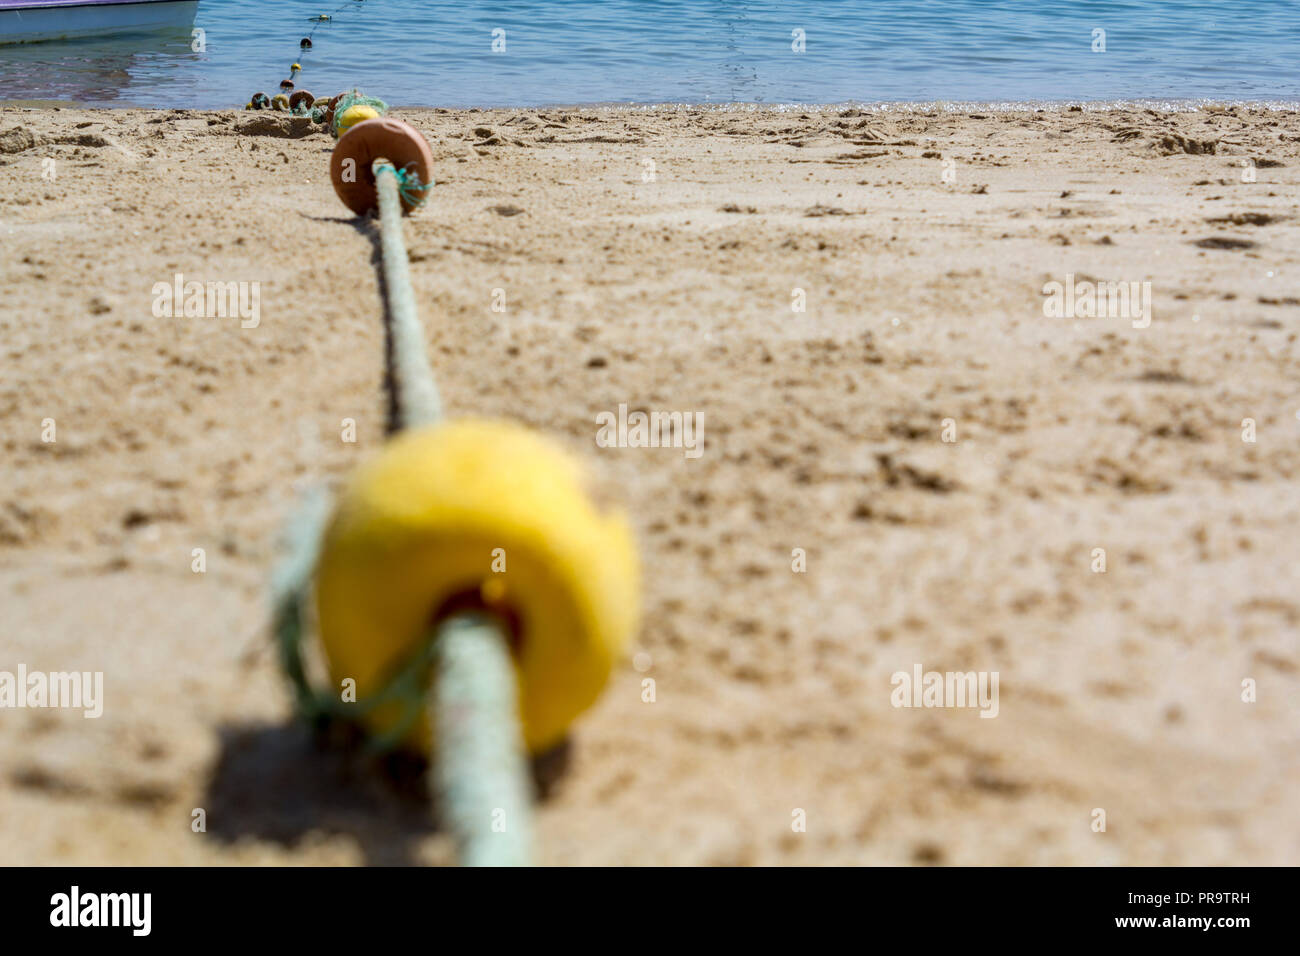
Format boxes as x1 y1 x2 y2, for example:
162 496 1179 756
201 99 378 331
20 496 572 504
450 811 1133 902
0 0 198 45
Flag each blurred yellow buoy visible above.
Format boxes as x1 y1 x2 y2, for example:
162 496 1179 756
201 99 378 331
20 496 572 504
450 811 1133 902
314 419 640 754
271 93 291 111
336 104 380 136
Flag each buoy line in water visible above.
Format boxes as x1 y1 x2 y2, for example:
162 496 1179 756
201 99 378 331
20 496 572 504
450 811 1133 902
243 0 374 117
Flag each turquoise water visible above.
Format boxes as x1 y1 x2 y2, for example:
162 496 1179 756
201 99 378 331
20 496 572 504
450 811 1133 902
2 0 1298 108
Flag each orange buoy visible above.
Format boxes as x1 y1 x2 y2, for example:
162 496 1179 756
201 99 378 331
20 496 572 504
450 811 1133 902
329 118 434 216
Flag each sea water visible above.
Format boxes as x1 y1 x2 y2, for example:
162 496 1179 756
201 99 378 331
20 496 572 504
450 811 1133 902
1 0 1297 109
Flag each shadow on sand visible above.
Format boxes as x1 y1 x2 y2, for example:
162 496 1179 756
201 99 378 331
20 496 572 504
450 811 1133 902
201 720 571 865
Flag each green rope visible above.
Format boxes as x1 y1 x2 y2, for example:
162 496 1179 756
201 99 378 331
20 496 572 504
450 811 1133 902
431 613 535 867
370 158 532 864
272 543 445 756
272 153 534 866
270 485 331 720
390 164 434 210
373 159 442 431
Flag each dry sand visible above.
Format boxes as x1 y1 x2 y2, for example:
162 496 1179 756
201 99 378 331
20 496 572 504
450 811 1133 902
1 104 1298 865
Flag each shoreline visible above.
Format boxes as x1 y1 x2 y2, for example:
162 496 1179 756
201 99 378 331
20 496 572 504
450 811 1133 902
5 98 1300 114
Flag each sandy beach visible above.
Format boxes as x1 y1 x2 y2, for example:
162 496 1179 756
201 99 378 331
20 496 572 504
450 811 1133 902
1 103 1297 865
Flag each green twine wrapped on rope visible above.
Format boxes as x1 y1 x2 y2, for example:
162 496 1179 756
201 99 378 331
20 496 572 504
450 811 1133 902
331 90 390 139
389 164 434 211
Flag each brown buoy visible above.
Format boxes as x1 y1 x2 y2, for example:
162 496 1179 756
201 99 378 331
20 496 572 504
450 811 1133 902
324 92 344 128
329 118 434 217
289 90 315 111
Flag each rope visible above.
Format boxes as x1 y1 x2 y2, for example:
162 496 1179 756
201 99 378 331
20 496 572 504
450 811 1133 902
373 159 442 431
431 613 535 867
270 485 332 721
273 546 447 752
371 157 534 865
271 155 533 866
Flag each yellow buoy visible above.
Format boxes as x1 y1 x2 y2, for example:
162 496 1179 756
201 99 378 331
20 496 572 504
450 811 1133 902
336 104 380 136
314 419 640 754
271 93 291 112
